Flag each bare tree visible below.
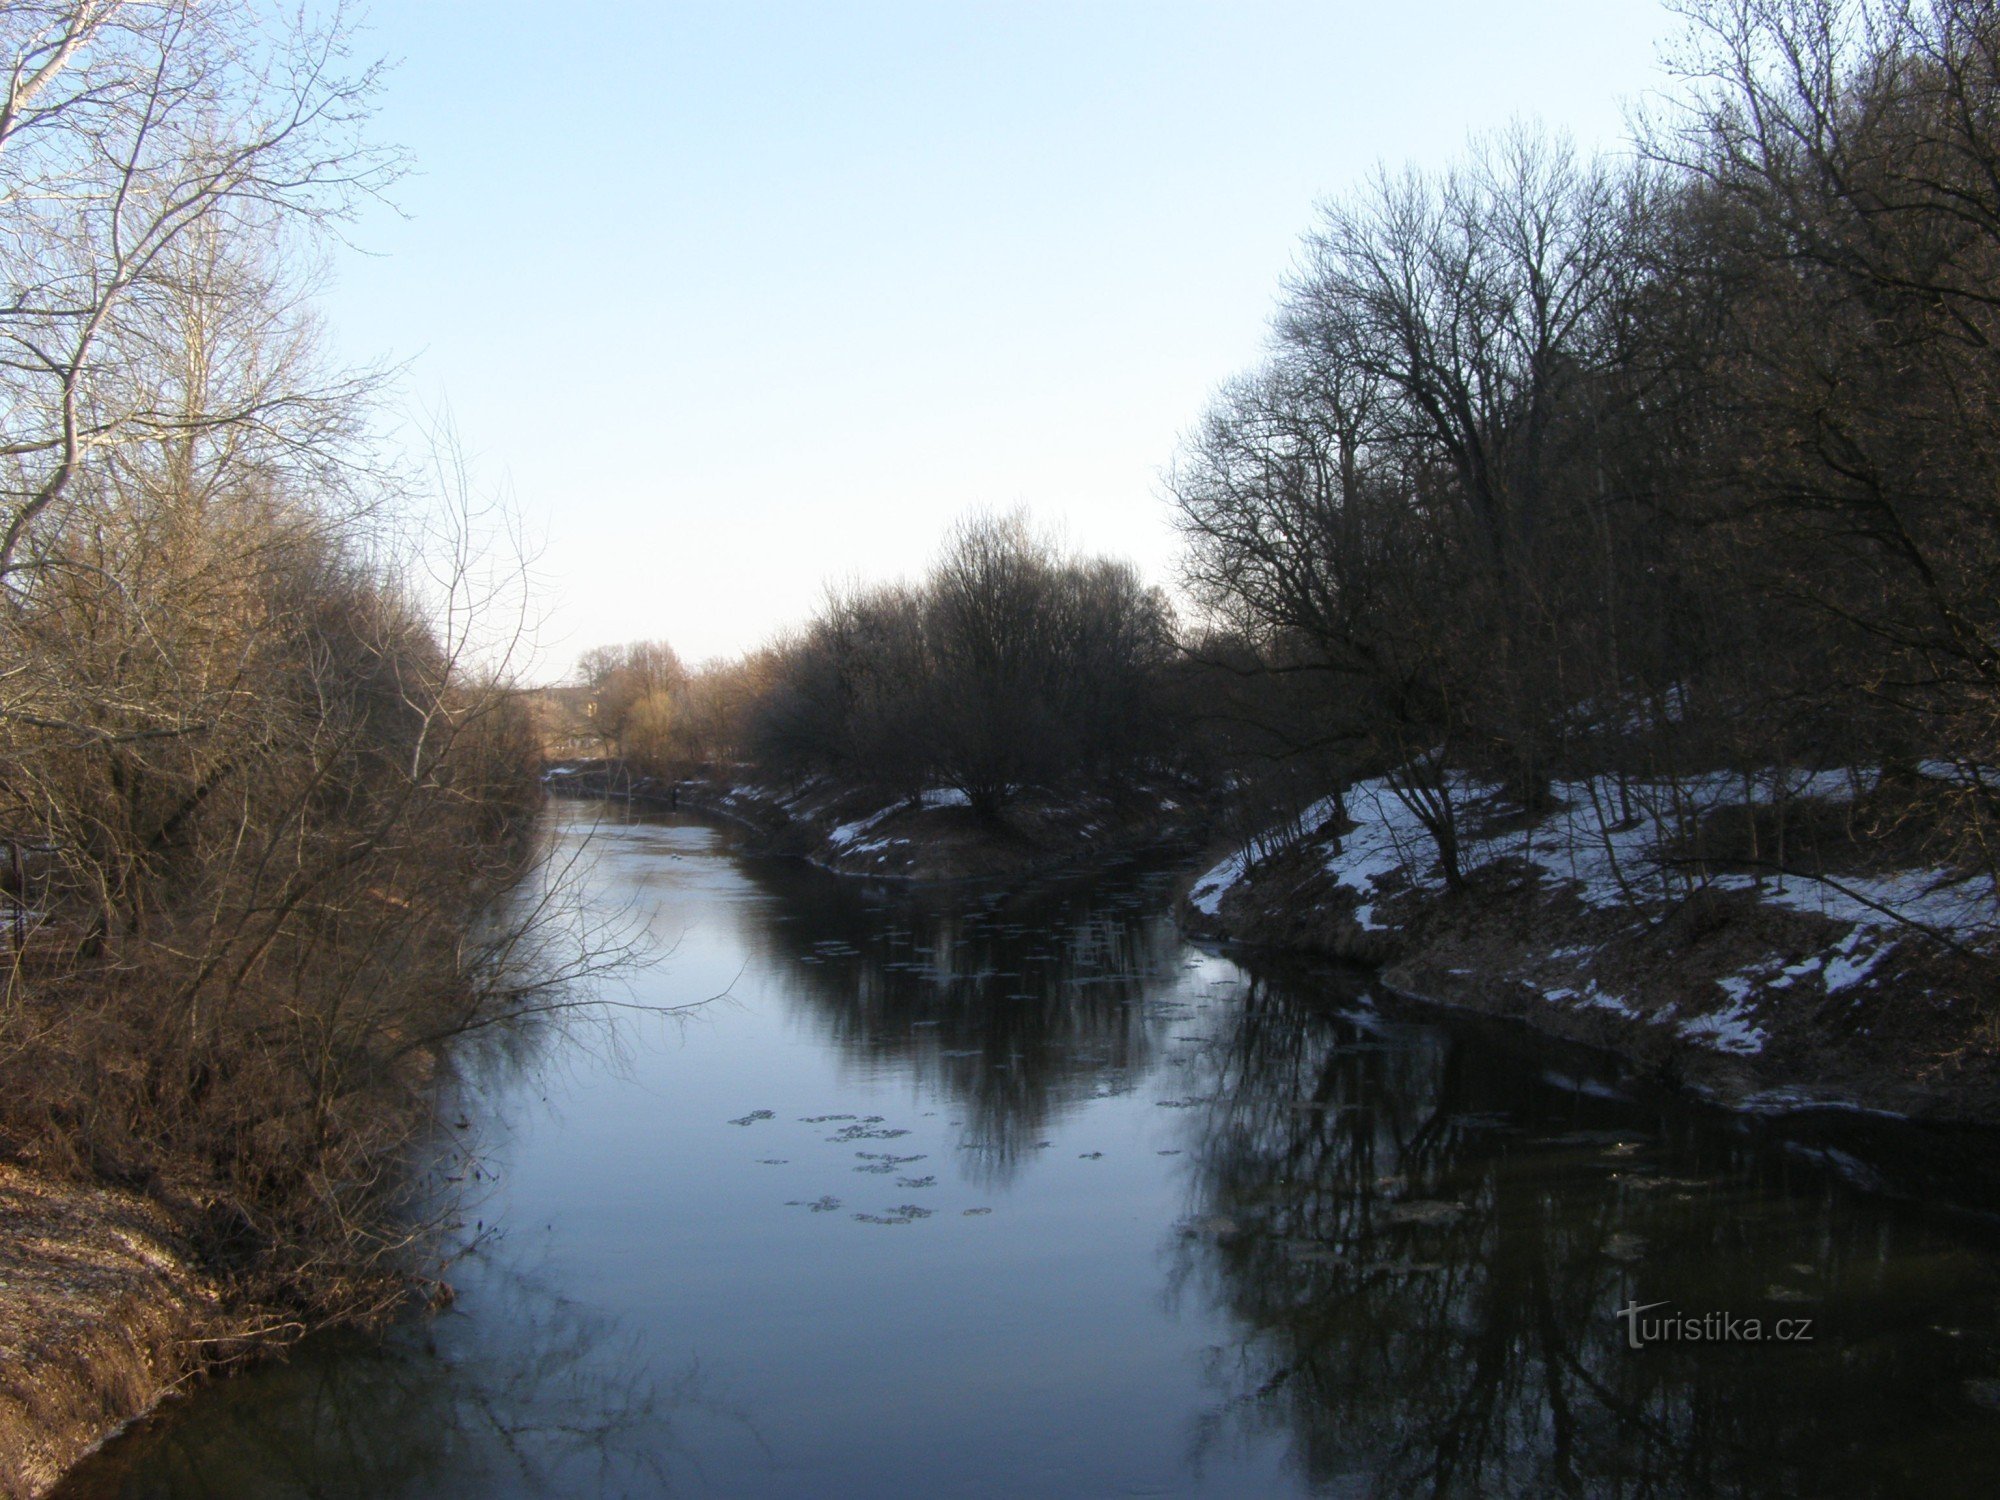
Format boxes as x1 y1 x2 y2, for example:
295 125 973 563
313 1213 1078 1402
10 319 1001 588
0 0 396 579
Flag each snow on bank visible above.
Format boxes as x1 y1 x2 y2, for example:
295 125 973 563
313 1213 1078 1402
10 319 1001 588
1543 980 1640 1021
1190 765 1995 1060
1196 768 1994 948
1186 855 1246 918
1712 864 1996 940
826 804 898 850
1188 796 1342 916
1679 995 1768 1055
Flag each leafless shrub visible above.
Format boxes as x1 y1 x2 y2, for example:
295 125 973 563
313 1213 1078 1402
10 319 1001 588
0 2 567 1331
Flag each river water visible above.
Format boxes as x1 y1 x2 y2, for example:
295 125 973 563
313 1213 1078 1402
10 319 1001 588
58 800 2000 1497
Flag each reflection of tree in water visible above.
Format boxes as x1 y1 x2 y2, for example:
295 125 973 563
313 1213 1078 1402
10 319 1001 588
1172 972 2000 1498
58 1253 754 1499
63 809 757 1499
735 857 1184 1180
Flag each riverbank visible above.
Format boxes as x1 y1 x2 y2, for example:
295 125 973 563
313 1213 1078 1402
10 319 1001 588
0 847 539 1495
544 760 1212 882
1181 770 2000 1124
0 1167 232 1500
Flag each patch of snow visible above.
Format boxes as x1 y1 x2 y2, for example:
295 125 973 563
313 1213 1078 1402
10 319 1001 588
1679 1000 1767 1055
1188 851 1247 916
1721 863 1996 941
1313 766 1996 947
1823 929 1891 992
844 836 903 860
1218 761 1995 971
1322 778 1443 910
1191 794 1348 916
1541 981 1637 1019
1577 982 1637 1019
1768 955 1823 989
827 804 899 849
920 788 970 809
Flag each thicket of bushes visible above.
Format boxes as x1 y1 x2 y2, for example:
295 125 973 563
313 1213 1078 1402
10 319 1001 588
566 638 779 779
0 2 543 1325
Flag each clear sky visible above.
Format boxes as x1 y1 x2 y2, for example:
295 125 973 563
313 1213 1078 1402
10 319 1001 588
323 1 1680 679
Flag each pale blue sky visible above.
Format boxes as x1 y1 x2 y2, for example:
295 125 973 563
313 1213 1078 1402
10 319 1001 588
325 1 1679 676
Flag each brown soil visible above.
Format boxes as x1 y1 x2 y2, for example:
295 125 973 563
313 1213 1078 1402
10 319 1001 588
0 1165 228 1499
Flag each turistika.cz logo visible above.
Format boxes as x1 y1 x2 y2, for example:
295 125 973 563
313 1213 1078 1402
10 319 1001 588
1616 1299 1815 1349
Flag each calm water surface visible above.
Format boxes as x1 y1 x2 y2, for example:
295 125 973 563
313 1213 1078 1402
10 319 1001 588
60 800 2000 1497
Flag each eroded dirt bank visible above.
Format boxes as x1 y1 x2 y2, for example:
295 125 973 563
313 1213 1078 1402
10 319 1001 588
0 1166 232 1499
1180 772 2000 1124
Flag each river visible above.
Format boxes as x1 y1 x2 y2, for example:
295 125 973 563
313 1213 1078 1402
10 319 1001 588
57 799 2000 1497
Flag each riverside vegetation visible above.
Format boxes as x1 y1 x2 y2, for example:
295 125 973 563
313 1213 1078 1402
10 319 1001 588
0 5 552 1491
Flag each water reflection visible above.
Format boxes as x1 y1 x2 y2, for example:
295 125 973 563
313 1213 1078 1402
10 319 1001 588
729 855 1186 1181
61 1254 746 1499
1171 969 2000 1497
57 805 2000 1497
